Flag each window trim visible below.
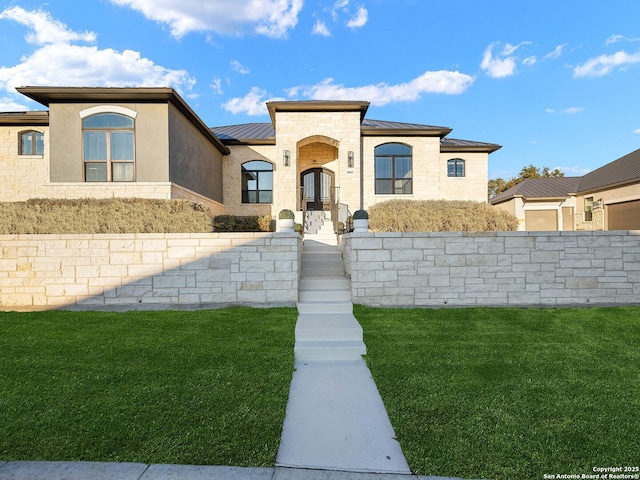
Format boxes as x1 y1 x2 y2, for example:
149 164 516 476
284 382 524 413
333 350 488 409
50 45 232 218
447 158 465 177
241 160 274 204
18 130 44 156
82 112 136 182
374 142 413 195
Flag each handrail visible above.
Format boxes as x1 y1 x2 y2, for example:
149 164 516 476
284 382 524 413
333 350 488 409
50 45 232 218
300 185 307 236
330 186 339 237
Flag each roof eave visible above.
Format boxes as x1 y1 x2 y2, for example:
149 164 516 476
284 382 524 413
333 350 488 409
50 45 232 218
0 111 49 126
219 138 276 146
361 126 453 137
16 86 230 155
441 143 502 153
267 100 370 126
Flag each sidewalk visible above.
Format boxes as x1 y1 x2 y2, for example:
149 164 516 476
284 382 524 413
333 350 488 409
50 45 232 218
0 461 471 479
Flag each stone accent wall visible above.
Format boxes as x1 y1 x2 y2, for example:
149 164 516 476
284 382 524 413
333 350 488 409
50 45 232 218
0 233 300 310
342 231 640 307
0 126 50 201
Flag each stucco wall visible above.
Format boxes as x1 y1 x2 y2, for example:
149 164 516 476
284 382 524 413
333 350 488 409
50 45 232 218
49 103 170 182
0 233 300 310
342 231 640 307
168 104 224 203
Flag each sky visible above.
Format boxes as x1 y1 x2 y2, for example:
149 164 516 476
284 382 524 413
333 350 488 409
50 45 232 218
1 0 640 180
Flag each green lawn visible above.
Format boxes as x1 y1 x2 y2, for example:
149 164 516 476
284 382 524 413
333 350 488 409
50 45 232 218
0 308 297 466
355 306 640 480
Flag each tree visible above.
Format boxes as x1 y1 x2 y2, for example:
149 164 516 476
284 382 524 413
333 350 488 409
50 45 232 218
488 164 564 199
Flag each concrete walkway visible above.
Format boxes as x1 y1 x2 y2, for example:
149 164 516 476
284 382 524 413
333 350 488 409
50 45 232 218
276 235 409 474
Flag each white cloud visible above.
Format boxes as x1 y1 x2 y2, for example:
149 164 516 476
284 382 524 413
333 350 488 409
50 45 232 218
558 165 592 176
231 60 250 74
544 43 567 59
481 42 532 78
0 6 96 45
222 87 285 116
606 34 640 45
0 6 195 96
634 128 640 134
295 70 475 106
110 0 303 39
211 78 223 95
481 42 518 78
545 107 584 115
573 49 640 77
346 7 368 28
0 97 29 111
522 56 537 66
313 20 331 36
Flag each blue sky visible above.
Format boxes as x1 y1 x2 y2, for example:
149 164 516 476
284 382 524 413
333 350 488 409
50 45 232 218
1 0 639 180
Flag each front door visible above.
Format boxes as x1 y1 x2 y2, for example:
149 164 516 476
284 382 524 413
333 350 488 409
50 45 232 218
301 168 333 211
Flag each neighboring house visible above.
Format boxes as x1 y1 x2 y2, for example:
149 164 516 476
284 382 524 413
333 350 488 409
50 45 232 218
491 148 640 231
489 177 582 231
0 86 501 229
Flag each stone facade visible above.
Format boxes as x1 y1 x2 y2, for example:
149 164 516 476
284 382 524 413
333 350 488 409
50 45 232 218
0 233 300 310
342 231 640 307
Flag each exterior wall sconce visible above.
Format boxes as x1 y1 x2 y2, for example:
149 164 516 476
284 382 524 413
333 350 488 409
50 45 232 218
348 151 354 168
283 149 290 167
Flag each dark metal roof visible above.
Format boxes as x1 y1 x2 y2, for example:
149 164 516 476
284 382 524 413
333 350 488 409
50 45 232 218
211 123 275 144
441 137 502 153
490 177 582 205
361 119 451 137
0 111 49 126
577 147 640 194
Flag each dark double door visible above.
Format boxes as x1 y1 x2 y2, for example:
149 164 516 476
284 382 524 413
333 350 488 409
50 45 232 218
301 168 333 211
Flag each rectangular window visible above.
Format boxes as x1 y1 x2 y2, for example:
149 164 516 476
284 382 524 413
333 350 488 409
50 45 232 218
375 143 412 194
19 131 44 155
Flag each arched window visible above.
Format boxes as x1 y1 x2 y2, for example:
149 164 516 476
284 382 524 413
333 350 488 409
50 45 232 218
242 160 273 203
375 143 412 194
83 113 135 182
19 130 44 155
447 158 465 177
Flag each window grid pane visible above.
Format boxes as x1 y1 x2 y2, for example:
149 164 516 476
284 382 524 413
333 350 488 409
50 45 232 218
375 144 412 195
242 161 273 204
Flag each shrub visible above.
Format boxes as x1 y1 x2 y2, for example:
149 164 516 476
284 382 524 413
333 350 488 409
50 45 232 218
0 198 212 234
213 215 273 232
368 199 518 232
278 209 295 220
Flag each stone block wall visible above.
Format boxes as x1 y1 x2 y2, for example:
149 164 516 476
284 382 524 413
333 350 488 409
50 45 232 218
342 231 640 307
0 233 300 310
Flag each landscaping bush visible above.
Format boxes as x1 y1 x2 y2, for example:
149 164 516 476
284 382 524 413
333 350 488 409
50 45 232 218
0 198 213 234
368 199 518 232
213 215 272 232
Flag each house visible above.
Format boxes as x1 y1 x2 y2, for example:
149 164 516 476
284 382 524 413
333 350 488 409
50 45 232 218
0 86 501 230
490 148 640 231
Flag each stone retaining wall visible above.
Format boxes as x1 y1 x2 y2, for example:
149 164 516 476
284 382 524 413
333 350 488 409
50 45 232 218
342 231 640 307
0 233 301 310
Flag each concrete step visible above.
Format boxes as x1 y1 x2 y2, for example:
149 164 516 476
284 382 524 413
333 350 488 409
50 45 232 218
299 276 350 291
304 234 337 246
301 266 345 276
302 259 344 271
302 251 343 262
294 340 366 361
297 301 352 314
298 288 351 303
303 240 339 252
296 313 363 342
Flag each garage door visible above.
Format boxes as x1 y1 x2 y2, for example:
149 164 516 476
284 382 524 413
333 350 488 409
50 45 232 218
607 200 640 230
525 210 557 231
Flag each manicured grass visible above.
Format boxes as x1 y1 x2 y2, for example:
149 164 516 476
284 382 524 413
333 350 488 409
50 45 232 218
0 308 296 466
355 306 640 480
